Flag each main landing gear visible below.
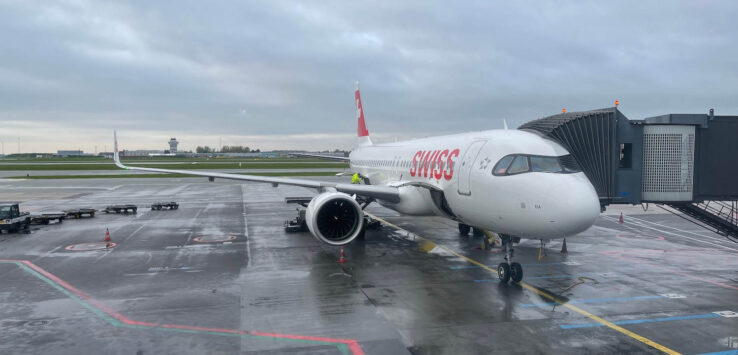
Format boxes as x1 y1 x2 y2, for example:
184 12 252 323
498 235 523 283
458 223 484 237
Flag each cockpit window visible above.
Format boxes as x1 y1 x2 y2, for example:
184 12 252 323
492 155 514 175
530 156 562 173
507 155 530 174
492 154 581 176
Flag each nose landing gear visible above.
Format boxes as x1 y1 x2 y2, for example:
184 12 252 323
458 223 471 235
498 235 523 283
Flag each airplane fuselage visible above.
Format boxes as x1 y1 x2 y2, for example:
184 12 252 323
350 129 601 240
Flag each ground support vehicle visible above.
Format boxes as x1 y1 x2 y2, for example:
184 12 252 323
104 205 138 214
151 202 179 210
0 203 31 233
63 208 96 218
30 213 66 225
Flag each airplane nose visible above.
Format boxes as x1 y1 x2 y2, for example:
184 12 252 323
551 174 601 236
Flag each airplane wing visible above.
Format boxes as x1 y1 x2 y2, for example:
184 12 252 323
113 132 399 202
289 152 350 162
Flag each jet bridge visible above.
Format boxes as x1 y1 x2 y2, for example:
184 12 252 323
519 107 738 241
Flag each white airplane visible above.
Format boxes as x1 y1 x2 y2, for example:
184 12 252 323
113 82 600 283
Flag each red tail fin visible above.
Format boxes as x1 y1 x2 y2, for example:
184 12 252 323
355 82 369 137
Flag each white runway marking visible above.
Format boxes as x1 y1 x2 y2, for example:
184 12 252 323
627 215 734 242
1 186 112 190
603 215 738 252
241 184 252 268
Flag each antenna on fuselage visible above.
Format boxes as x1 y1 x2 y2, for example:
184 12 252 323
503 119 509 130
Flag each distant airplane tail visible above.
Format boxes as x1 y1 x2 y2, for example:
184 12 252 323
355 82 372 147
113 130 124 169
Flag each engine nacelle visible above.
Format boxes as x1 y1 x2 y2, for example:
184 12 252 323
305 192 364 246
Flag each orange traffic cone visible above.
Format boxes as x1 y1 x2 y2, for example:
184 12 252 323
104 228 112 248
619 212 624 224
338 246 346 264
560 238 568 254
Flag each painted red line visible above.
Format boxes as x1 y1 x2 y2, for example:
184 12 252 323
346 341 365 355
249 331 363 346
11 260 365 355
21 260 93 300
601 247 735 255
19 260 152 325
601 252 738 291
672 270 738 291
614 234 664 241
160 323 245 335
122 319 159 327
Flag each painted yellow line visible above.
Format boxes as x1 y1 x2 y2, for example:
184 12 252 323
366 212 682 355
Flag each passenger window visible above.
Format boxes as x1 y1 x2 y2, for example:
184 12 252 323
530 156 562 173
492 155 514 175
507 156 530 174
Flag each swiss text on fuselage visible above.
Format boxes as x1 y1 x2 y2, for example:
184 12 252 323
410 148 459 180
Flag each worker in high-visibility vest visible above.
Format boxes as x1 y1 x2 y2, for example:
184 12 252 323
351 173 361 184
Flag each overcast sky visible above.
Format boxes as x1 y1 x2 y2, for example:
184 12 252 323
1 1 736 153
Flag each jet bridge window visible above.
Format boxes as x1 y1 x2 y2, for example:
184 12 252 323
618 143 632 169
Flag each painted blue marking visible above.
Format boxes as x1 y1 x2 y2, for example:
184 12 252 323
449 265 480 270
475 274 584 282
696 351 738 355
521 262 567 267
519 295 664 308
451 262 569 270
560 313 721 329
473 279 495 283
526 274 580 280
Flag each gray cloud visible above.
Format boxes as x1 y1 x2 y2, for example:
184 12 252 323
0 0 736 152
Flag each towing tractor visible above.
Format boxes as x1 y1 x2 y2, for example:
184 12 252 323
0 203 31 233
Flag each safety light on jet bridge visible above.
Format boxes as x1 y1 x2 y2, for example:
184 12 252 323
615 100 619 107
562 108 566 113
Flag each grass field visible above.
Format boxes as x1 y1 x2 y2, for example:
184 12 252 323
0 162 349 171
6 171 342 179
0 157 333 163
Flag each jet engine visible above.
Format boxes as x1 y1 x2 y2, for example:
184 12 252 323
305 192 364 246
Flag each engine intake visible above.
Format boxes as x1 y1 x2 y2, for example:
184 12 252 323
305 192 364 246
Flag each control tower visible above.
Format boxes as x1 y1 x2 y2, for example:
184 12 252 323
168 138 178 154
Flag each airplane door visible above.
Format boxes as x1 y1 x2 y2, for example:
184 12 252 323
457 140 487 195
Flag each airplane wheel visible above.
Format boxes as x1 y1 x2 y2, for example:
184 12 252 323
472 227 484 237
458 223 470 235
498 263 511 283
510 262 523 283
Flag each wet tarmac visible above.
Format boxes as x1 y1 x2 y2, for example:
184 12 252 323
1 178 736 354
